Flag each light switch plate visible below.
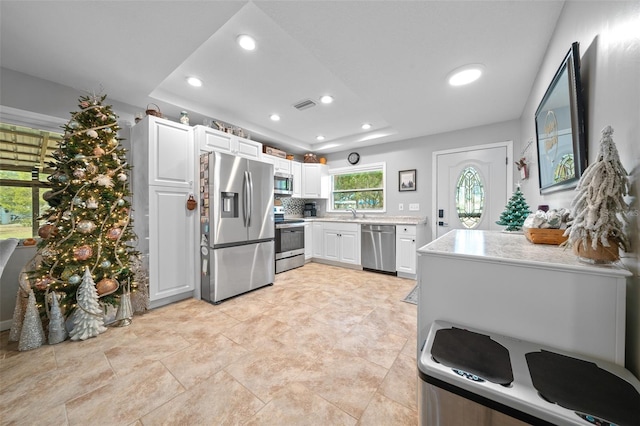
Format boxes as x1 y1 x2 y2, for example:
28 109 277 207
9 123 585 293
399 203 404 211
409 203 420 211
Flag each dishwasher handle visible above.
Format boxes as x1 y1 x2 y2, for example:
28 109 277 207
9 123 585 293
361 224 396 233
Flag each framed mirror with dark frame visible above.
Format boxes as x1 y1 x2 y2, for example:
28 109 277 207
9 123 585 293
535 41 587 194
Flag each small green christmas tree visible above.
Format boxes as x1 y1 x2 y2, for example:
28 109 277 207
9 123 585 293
496 186 531 231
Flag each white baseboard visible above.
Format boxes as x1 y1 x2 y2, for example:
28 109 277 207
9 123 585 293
0 318 13 332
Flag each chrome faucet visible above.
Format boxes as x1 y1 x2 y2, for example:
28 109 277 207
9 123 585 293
347 207 357 219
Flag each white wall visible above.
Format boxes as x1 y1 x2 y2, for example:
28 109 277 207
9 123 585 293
1 68 140 126
517 1 640 376
326 119 520 241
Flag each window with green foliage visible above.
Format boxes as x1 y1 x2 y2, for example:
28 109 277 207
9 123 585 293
330 163 385 212
1 122 61 239
0 170 50 239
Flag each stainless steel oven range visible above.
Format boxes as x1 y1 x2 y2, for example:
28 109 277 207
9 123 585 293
274 206 305 273
275 222 305 273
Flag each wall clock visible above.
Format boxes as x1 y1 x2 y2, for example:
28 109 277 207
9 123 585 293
348 152 360 165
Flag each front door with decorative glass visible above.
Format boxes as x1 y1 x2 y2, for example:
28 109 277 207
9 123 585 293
434 143 510 239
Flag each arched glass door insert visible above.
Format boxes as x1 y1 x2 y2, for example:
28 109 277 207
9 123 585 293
455 166 485 229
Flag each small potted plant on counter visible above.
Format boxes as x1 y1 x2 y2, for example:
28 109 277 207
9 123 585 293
565 125 631 263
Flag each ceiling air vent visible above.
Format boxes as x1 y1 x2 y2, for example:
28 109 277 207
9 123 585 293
293 99 317 111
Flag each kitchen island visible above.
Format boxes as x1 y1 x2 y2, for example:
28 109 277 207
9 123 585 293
416 229 631 365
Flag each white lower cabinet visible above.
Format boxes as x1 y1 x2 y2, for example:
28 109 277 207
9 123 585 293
148 187 196 304
321 222 360 265
304 222 312 260
312 222 324 258
396 225 417 277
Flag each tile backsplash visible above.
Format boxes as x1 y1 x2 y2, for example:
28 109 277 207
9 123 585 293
277 197 326 217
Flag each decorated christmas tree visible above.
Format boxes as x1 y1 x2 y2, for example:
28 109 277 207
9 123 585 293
28 94 139 325
496 186 531 231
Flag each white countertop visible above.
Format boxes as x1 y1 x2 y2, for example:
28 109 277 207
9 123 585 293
303 215 427 225
417 229 631 277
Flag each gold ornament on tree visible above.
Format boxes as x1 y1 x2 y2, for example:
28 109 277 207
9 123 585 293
77 220 97 234
86 163 99 175
96 277 119 297
73 245 93 261
106 227 122 240
86 197 99 209
38 224 56 239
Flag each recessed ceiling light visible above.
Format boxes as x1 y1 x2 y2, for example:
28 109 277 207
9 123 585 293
237 34 256 51
448 64 485 86
270 114 280 121
316 135 325 141
319 95 334 104
361 123 372 130
186 77 203 87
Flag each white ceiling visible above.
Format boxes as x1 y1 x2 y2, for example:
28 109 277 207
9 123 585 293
0 1 564 154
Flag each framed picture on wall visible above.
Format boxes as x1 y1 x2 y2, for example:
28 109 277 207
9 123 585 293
399 169 416 191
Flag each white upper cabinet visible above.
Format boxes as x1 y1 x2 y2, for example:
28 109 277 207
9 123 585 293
133 115 194 189
195 125 262 160
302 163 329 198
292 161 302 198
262 154 292 174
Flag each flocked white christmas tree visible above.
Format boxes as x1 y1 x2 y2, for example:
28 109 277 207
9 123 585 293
69 267 107 341
566 126 630 259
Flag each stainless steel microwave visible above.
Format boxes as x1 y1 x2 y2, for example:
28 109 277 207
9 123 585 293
274 171 293 195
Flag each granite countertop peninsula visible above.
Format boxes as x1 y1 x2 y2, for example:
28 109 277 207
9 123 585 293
418 229 631 277
304 215 427 225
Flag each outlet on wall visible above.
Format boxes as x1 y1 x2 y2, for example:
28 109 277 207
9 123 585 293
399 203 404 211
409 203 420 211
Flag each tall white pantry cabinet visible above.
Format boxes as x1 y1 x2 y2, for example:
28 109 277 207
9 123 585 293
131 116 196 308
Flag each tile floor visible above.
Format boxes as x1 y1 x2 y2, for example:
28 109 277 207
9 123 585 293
0 263 418 425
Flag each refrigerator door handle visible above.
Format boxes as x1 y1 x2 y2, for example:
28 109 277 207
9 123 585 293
247 171 254 227
243 171 249 227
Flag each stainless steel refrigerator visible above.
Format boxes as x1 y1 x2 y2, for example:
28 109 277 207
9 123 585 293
199 151 274 303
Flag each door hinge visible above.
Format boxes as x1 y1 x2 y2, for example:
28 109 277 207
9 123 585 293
506 157 508 165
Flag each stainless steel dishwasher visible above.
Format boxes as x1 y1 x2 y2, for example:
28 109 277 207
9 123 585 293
361 224 396 275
